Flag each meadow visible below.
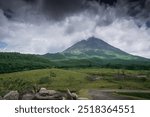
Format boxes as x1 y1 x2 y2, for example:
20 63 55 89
0 68 150 99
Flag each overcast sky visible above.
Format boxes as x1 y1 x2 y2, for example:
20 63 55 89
0 0 150 58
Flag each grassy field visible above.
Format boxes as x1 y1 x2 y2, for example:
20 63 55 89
0 68 150 98
116 92 150 99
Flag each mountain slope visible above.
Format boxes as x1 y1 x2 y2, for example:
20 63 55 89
43 37 150 69
64 37 125 54
63 37 146 60
46 37 143 60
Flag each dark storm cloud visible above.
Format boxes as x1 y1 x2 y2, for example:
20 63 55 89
40 0 150 22
23 0 36 3
88 0 117 5
0 0 24 9
0 0 87 21
0 0 150 22
0 0 27 19
42 0 86 20
0 0 150 26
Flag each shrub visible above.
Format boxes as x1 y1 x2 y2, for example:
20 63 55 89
118 85 123 89
140 77 147 82
38 77 51 84
49 72 56 77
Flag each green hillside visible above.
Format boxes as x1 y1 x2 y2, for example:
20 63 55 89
50 58 150 70
0 52 53 73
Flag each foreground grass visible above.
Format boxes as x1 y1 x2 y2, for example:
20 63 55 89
117 92 150 99
78 89 92 99
0 68 150 96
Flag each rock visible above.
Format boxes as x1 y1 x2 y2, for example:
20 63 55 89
62 97 66 100
0 96 3 100
72 93 78 99
22 93 35 100
34 88 63 100
39 88 47 94
66 89 78 100
38 88 49 96
4 91 19 100
78 98 89 100
39 88 57 96
47 90 58 95
34 93 63 100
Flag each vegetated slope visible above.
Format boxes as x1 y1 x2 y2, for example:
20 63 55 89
44 37 150 70
0 52 53 73
0 68 150 96
45 37 143 60
63 37 131 58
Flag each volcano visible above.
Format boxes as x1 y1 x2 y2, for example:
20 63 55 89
43 37 150 69
45 37 143 60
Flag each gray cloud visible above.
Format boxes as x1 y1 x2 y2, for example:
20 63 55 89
0 0 87 21
0 0 150 23
42 0 86 20
0 0 150 58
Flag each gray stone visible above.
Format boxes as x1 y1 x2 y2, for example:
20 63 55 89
47 90 58 95
22 94 35 100
38 88 49 96
72 93 78 99
4 91 19 100
66 89 78 100
34 93 62 100
39 88 57 96
34 88 63 100
78 98 89 100
62 97 66 100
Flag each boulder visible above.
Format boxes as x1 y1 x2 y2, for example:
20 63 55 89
78 98 89 100
22 93 35 100
47 90 58 95
34 88 63 100
38 88 48 95
72 93 78 99
39 88 57 96
4 91 19 100
66 89 78 100
34 93 63 100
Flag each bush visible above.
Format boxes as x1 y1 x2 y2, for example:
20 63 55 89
140 77 147 82
118 85 123 89
38 77 51 84
49 72 56 77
